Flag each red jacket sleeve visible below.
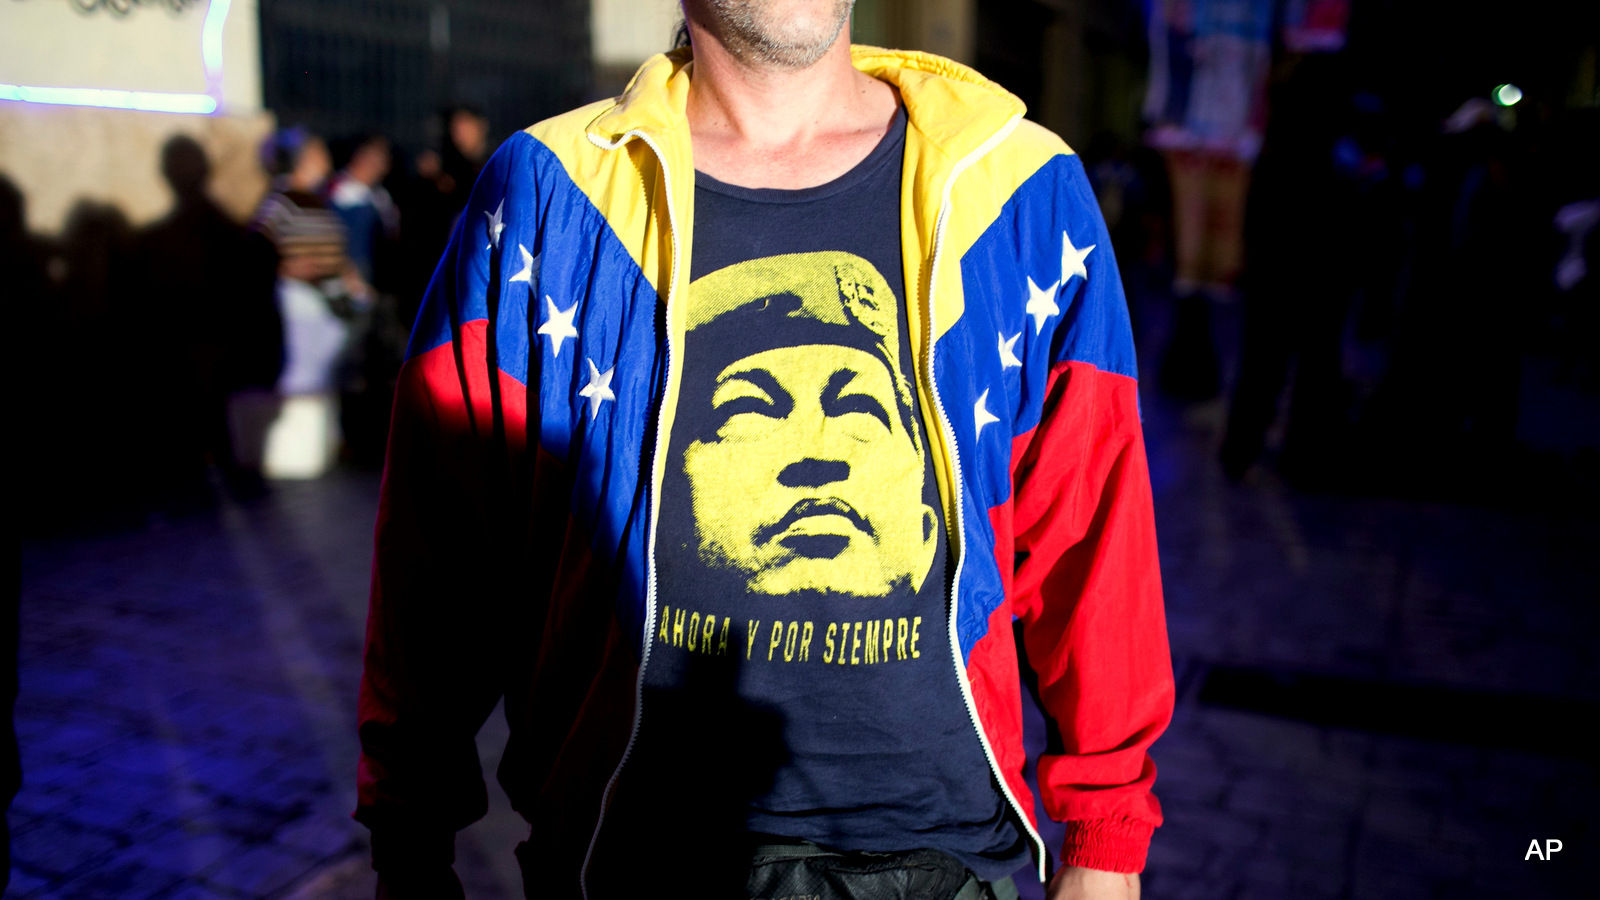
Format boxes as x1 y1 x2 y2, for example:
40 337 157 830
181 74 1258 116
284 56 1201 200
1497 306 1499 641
1011 360 1173 873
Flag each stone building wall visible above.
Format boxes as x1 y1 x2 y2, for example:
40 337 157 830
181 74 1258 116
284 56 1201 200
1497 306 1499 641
1 0 269 233
0 104 274 235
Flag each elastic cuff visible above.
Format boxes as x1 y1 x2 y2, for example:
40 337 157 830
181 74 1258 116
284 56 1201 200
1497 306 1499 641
1059 818 1154 874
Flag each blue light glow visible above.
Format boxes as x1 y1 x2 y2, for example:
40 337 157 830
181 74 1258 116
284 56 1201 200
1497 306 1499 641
202 0 233 79
0 0 233 116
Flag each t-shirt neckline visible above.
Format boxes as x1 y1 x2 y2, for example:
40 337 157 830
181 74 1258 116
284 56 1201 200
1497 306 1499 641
694 105 907 204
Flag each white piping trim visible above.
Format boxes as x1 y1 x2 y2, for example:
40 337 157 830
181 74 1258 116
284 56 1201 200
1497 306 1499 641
923 112 1050 883
579 126 681 900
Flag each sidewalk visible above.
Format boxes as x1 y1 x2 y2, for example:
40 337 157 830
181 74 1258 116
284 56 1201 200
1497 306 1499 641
11 398 1597 898
1115 396 1597 900
11 473 526 899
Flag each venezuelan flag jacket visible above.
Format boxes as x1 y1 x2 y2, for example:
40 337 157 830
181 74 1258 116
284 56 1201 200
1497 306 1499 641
357 47 1173 895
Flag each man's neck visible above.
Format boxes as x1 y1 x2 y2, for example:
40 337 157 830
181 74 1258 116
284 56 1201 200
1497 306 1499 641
685 26 898 190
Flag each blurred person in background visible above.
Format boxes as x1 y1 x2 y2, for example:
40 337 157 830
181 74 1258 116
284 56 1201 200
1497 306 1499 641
1 176 32 891
356 2 1170 899
249 127 371 477
1356 92 1533 495
440 104 491 216
46 200 140 518
0 176 47 320
328 133 400 289
137 136 281 497
255 126 365 396
1082 133 1174 339
1218 54 1370 485
393 106 492 331
329 131 412 467
4 175 53 523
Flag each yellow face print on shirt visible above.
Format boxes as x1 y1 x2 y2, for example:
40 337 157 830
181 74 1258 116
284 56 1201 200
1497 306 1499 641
672 251 939 599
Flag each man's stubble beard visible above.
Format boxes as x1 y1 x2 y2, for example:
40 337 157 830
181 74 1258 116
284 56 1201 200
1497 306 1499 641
698 0 855 70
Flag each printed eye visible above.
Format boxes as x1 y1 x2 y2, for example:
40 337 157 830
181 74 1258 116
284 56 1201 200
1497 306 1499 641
710 369 793 422
820 369 892 433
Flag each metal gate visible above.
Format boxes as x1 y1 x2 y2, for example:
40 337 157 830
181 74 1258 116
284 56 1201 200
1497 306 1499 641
259 0 591 153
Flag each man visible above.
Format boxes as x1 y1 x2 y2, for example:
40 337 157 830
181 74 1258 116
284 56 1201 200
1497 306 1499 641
357 2 1172 899
328 133 398 286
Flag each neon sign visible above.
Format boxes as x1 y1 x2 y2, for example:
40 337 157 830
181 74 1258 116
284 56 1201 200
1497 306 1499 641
0 0 232 115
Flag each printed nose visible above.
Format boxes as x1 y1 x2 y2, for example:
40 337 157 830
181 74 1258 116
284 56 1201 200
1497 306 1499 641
777 458 850 489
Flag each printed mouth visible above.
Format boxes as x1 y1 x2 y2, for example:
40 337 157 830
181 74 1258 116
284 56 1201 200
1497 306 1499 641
754 498 875 559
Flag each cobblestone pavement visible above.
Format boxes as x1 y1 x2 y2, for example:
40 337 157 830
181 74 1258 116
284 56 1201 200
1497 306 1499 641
11 473 526 900
1110 397 1596 900
11 395 1598 899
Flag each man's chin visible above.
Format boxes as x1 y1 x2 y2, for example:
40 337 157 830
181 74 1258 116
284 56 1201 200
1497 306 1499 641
746 557 904 599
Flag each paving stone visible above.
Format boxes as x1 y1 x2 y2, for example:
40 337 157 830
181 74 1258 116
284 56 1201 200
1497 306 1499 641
1164 807 1263 853
21 722 129 764
8 818 121 879
98 740 190 779
152 883 236 900
120 827 242 879
8 785 74 821
274 812 366 858
279 854 377 900
1287 866 1346 900
206 795 311 840
199 842 320 898
1160 879 1230 900
2 864 59 899
59 802 174 843
1143 827 1209 874
1259 817 1351 866
1348 868 1434 900
45 861 184 900
1226 773 1303 817
1154 760 1228 806
1362 792 1437 841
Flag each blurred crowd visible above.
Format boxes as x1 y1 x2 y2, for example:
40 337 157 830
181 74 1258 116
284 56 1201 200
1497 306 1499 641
5 107 500 533
1082 51 1600 503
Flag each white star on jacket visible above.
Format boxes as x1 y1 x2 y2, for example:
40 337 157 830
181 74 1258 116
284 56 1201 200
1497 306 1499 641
537 296 579 357
973 388 1000 438
485 199 505 249
579 358 616 420
1024 276 1060 335
510 244 538 284
998 331 1023 369
1023 230 1096 336
1061 229 1095 284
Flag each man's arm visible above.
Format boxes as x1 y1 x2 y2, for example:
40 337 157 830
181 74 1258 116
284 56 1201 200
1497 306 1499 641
1009 156 1174 882
357 142 537 897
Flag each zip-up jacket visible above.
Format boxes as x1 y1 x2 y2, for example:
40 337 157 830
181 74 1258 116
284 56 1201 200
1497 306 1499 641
357 46 1173 897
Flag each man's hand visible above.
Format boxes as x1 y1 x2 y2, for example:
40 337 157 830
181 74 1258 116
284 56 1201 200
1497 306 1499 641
1046 866 1140 900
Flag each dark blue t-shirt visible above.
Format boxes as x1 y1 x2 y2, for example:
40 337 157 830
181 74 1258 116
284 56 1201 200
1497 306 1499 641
617 107 1028 883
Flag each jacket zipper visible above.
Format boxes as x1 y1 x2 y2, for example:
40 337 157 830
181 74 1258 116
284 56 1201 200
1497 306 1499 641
922 113 1049 882
580 127 681 900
